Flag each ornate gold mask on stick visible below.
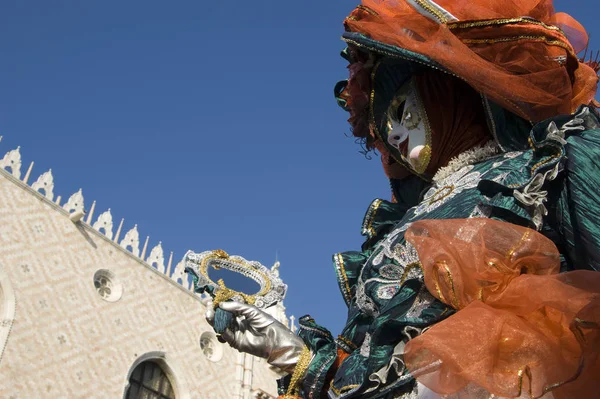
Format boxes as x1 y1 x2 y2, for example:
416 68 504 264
184 249 287 333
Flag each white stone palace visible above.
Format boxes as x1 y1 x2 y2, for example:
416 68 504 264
0 139 293 399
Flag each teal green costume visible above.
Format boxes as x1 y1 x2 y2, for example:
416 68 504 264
286 30 600 399
189 2 599 397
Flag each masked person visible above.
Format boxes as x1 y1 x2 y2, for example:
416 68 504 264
205 1 600 398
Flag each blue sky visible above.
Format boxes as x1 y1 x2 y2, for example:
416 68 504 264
1 0 597 334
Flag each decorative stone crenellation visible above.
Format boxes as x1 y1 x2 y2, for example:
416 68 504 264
147 242 166 274
93 209 114 240
0 147 22 179
0 141 296 327
31 169 54 200
63 189 85 215
120 225 140 257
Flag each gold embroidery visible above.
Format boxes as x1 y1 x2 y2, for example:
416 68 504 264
400 262 424 285
432 260 460 309
432 264 447 304
507 142 561 188
356 5 378 16
516 368 528 398
506 231 531 262
369 60 386 144
447 17 562 33
364 199 382 238
286 346 312 396
330 382 361 396
516 360 588 399
413 0 449 24
462 36 573 56
335 253 352 305
337 335 358 351
531 152 561 173
487 259 503 273
427 185 455 205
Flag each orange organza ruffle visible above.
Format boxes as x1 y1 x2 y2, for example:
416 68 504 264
403 219 600 398
345 0 598 123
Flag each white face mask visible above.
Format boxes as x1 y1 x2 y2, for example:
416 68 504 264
386 80 432 174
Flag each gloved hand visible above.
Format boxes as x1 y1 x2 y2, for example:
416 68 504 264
206 301 307 375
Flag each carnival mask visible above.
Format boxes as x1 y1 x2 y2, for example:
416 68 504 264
386 79 431 175
184 250 287 332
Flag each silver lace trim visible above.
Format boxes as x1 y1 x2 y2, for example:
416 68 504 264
512 163 559 231
512 110 587 231
469 204 492 219
360 333 372 357
356 240 422 316
432 141 499 183
413 165 483 217
405 287 436 319
364 325 425 394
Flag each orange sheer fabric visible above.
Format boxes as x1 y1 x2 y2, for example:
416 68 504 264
345 0 598 123
403 219 600 398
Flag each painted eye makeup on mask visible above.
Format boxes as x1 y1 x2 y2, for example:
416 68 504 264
384 78 433 175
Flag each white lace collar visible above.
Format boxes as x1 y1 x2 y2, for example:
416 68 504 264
432 141 500 183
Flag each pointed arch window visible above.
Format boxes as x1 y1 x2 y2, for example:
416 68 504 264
125 360 176 399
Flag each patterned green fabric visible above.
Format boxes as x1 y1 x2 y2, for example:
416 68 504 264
291 106 600 398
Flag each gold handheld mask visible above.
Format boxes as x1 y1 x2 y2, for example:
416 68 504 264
184 249 287 309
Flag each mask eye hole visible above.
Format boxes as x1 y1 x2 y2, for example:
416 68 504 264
395 101 406 122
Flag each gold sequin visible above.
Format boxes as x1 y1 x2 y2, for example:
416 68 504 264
432 260 460 309
506 231 531 262
447 17 562 33
400 262 424 285
363 199 382 238
286 346 312 396
334 253 353 305
329 383 361 396
413 0 450 24
356 5 378 16
337 335 358 351
462 35 573 56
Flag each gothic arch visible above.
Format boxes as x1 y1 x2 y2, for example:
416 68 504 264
122 351 190 399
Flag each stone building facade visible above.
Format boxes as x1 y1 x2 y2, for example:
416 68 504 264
0 143 289 398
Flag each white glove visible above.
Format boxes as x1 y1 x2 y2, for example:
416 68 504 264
206 301 306 375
